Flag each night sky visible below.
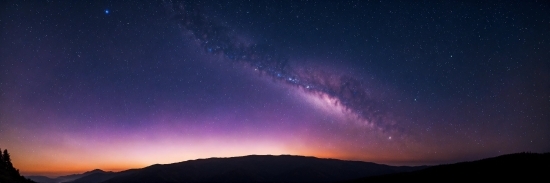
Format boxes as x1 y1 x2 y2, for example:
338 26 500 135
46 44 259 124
1 0 549 176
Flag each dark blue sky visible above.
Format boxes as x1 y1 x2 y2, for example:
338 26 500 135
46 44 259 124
0 0 548 175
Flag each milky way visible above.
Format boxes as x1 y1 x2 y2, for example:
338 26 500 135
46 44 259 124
166 1 394 131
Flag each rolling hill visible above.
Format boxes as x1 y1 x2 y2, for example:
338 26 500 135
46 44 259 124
26 169 113 183
67 155 421 183
351 152 550 183
29 152 549 183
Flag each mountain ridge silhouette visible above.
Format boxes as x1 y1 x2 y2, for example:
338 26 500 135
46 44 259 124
349 152 550 183
27 152 549 183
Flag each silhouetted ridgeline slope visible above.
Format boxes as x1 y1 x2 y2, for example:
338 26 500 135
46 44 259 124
351 152 550 183
100 155 421 183
26 169 113 183
0 148 36 183
68 170 116 183
25 176 55 183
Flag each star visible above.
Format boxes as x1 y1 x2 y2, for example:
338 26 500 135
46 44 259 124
105 9 110 14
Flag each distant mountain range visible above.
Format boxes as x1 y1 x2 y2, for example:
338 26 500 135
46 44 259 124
26 169 114 183
26 152 549 183
102 155 422 183
27 155 422 183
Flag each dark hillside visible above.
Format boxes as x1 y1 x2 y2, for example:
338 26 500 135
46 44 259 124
0 148 36 183
351 152 550 183
101 155 422 183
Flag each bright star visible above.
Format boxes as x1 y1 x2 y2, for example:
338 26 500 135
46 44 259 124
105 9 109 14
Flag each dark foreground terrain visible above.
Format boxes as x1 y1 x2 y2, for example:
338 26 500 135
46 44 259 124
350 152 550 183
28 155 421 183
26 152 549 183
0 148 35 183
103 155 421 183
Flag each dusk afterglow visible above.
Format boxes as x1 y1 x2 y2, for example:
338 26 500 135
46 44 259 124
0 0 548 177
